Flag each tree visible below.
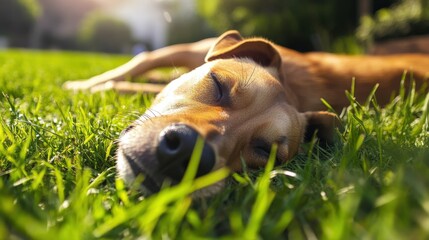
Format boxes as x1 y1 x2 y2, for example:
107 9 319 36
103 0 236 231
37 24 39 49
79 13 133 53
196 0 359 51
0 0 40 46
357 0 429 43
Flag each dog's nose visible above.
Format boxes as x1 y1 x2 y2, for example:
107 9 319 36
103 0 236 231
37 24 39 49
157 124 215 181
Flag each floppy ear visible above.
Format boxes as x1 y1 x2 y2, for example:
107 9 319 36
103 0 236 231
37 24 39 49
302 111 340 145
205 30 282 70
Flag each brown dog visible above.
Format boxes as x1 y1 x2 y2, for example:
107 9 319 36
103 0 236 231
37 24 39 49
64 30 429 196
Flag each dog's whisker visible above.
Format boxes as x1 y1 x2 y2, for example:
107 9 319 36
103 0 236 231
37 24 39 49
145 109 156 118
240 60 245 83
135 113 152 125
149 108 163 118
243 64 258 89
144 113 155 123
130 111 144 118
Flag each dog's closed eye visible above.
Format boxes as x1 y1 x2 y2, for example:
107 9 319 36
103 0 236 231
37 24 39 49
251 138 271 159
250 138 285 166
251 138 279 164
210 72 223 103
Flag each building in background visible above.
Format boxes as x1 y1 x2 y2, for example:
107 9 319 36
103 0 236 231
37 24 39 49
32 0 195 51
102 0 195 49
100 0 165 50
33 0 97 48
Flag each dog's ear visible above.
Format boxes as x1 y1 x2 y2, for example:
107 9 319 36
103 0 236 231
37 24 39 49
302 111 340 145
205 30 282 70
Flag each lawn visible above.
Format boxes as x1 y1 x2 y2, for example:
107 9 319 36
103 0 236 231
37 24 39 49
0 49 428 239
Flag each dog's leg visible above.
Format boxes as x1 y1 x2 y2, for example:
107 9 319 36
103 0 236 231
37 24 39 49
90 81 166 94
63 38 216 92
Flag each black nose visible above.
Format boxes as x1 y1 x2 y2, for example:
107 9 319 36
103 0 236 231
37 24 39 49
156 124 215 181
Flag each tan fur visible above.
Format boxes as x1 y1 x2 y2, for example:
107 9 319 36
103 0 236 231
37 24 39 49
64 30 429 195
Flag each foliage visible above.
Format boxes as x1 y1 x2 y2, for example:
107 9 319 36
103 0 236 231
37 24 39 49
196 0 359 51
164 0 216 45
0 0 40 46
357 0 429 43
330 35 364 54
79 13 133 53
0 50 428 238
167 14 216 45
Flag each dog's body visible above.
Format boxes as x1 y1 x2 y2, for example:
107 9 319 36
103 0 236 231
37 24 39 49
64 31 429 196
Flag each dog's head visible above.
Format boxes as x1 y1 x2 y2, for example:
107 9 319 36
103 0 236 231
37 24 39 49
117 31 337 196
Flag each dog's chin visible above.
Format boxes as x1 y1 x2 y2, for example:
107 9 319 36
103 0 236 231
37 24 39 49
116 147 165 193
116 148 225 197
116 148 137 184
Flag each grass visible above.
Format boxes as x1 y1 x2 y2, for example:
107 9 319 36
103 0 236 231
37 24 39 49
0 49 428 239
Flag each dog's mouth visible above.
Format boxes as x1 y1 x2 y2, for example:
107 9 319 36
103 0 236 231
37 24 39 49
121 149 162 193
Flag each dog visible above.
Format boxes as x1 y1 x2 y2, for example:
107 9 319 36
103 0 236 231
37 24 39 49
64 30 429 196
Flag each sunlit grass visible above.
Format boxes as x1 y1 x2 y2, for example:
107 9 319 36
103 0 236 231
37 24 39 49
0 49 428 239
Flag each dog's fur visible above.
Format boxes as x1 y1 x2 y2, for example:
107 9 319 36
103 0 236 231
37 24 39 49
64 30 429 196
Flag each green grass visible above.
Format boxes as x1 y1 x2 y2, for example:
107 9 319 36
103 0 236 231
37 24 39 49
0 49 428 239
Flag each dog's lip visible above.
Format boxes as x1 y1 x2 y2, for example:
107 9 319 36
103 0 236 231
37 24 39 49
121 150 161 193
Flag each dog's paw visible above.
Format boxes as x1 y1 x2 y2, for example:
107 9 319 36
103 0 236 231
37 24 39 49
89 81 116 93
62 80 91 91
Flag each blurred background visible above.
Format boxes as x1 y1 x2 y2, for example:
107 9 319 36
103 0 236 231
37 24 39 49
1 0 429 54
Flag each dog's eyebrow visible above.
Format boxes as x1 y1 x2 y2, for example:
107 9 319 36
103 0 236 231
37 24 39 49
240 64 258 90
235 80 251 93
211 64 255 93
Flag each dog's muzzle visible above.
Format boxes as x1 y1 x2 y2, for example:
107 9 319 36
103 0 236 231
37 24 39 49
157 124 215 180
117 123 216 193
